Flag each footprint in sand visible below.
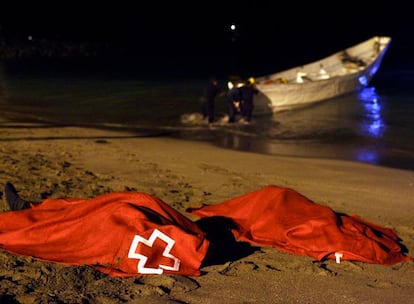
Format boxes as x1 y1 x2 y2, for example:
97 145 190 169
219 260 260 276
138 275 200 294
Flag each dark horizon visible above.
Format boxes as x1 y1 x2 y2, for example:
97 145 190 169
1 2 413 77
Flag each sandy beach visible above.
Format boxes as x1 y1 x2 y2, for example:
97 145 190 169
1 120 413 304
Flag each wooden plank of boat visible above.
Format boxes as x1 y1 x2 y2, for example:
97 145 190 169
253 36 391 115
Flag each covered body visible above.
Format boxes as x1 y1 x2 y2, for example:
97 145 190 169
0 192 210 277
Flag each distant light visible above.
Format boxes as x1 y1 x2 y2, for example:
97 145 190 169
28 35 33 41
230 24 236 31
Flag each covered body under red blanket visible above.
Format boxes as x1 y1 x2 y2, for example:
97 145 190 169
0 192 210 277
187 185 412 265
0 185 411 278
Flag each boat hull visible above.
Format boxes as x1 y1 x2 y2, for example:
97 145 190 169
254 36 391 115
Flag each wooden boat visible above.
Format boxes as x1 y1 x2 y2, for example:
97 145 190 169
253 36 391 115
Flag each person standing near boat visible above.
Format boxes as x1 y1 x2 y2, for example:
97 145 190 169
201 77 221 124
239 77 259 123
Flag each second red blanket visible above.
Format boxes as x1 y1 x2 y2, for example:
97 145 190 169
187 185 411 265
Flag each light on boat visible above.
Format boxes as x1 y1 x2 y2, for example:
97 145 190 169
230 23 236 31
358 75 368 86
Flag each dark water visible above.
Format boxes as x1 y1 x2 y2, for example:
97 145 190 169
1 59 413 172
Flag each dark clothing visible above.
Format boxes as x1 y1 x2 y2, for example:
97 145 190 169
5 182 32 210
226 87 241 123
239 84 259 122
202 79 220 123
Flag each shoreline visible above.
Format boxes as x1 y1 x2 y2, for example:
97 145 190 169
1 120 414 303
3 109 414 173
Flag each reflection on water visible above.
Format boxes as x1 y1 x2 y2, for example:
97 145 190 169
211 86 414 171
355 87 384 165
358 87 384 138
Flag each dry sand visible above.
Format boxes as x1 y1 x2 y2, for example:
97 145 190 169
0 120 413 304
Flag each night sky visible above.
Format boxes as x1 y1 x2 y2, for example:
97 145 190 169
2 1 413 76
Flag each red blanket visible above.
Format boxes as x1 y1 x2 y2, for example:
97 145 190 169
0 186 411 278
0 192 210 277
187 185 412 265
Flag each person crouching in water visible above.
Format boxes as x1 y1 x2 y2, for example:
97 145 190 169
226 81 242 123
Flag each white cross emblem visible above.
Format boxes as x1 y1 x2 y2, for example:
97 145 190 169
128 228 181 274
